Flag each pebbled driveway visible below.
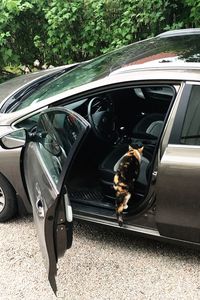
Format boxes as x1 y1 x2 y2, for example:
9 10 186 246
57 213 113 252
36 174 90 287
1 217 200 300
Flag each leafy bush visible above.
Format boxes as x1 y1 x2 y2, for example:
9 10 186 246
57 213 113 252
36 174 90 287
0 0 199 72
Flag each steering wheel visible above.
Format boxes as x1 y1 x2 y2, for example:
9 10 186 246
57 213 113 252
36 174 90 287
88 96 117 142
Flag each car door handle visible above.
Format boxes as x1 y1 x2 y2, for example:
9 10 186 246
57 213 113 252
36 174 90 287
151 171 158 184
36 198 44 218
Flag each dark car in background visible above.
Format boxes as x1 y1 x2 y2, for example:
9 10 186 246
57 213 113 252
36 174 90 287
1 28 200 292
0 63 78 111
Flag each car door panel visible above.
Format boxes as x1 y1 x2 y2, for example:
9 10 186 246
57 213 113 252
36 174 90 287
156 83 200 243
156 145 200 243
23 108 90 293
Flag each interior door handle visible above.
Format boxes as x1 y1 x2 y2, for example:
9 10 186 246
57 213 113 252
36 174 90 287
36 198 44 218
35 182 44 218
151 171 158 184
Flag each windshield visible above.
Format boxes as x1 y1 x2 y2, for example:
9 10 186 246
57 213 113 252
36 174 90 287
12 34 200 112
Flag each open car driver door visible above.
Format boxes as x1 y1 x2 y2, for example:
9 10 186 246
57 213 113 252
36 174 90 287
23 108 90 293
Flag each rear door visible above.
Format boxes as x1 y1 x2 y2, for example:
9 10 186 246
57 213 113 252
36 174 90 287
23 107 90 292
156 83 200 243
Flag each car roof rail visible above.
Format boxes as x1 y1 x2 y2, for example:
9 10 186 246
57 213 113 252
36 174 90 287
157 28 200 38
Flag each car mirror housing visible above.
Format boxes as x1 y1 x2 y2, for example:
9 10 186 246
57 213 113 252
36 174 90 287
0 128 27 149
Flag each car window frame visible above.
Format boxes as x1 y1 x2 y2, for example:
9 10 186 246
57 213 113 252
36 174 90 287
12 81 180 132
12 107 48 131
169 82 200 145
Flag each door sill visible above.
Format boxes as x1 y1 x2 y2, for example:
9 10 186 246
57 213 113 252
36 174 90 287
73 208 160 237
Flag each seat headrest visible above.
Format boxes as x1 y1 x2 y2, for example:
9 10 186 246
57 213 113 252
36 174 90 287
146 120 164 137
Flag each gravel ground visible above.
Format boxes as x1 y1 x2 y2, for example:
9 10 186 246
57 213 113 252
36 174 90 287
1 217 200 300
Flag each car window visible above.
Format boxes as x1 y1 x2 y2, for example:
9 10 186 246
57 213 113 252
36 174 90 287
36 110 85 187
11 34 200 112
37 131 66 186
181 85 200 145
15 113 40 132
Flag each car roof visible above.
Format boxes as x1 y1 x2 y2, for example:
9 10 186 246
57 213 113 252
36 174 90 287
157 28 200 37
110 63 200 76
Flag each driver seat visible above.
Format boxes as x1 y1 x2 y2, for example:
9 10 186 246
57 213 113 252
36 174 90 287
99 113 164 199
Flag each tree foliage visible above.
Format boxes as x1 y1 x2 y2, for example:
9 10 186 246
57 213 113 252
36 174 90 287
0 0 199 72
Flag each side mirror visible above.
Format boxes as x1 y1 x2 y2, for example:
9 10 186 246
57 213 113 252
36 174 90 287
0 129 27 149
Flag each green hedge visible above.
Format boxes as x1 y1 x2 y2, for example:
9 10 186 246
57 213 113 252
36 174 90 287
0 0 199 71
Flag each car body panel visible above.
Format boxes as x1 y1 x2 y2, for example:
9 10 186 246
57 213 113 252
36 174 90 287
156 144 200 243
24 140 60 292
156 81 200 243
0 146 31 212
23 107 90 292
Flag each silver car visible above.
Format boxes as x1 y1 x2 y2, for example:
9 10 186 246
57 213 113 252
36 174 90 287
1 28 200 292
